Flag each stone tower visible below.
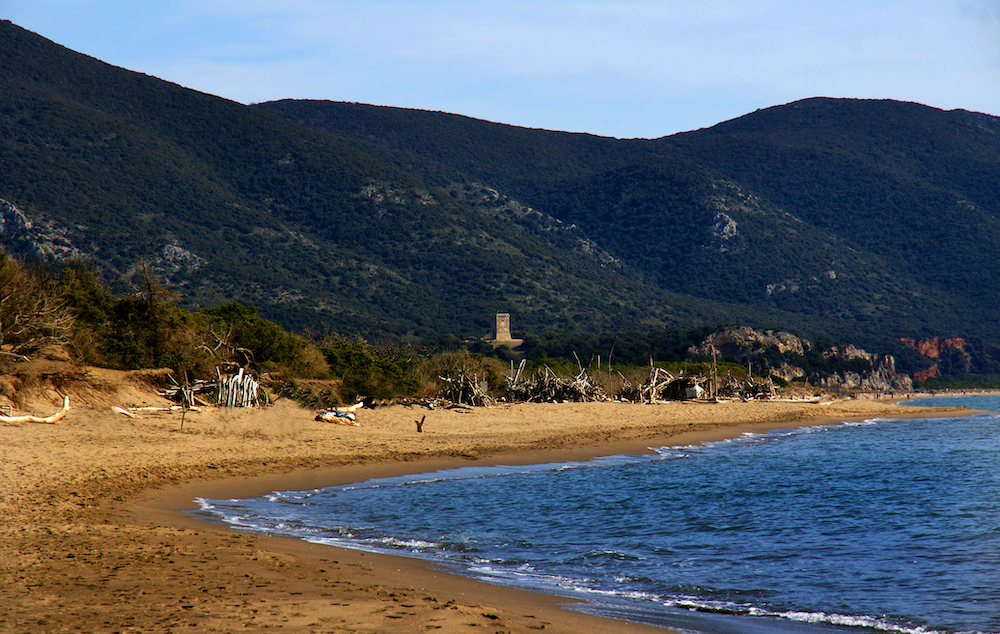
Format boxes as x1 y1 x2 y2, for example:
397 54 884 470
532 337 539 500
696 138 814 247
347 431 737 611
492 313 512 342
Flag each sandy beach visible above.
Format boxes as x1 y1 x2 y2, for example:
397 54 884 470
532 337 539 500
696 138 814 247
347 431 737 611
0 366 968 633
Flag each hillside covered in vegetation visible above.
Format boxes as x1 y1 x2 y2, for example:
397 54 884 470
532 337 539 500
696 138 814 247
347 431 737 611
0 21 738 340
258 98 1000 350
2 251 940 407
3 20 999 384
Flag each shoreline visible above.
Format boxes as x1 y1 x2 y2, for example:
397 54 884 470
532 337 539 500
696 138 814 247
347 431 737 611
139 396 977 514
1 395 980 633
131 414 835 634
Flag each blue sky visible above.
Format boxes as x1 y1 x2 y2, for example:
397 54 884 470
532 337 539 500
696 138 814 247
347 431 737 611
6 1 1000 138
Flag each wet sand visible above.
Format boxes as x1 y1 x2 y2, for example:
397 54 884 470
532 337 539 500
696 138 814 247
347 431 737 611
0 386 966 633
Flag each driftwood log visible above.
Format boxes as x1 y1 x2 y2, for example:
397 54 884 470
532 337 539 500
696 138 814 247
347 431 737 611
0 395 70 425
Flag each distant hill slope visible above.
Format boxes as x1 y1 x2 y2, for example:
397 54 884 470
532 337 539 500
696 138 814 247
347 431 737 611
4 19 998 350
257 98 1000 348
665 99 1000 305
1 20 750 338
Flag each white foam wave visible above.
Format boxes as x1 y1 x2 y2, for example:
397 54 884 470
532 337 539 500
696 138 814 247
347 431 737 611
469 563 575 586
667 598 950 634
769 608 946 634
649 447 692 459
373 536 437 550
568 584 660 602
264 490 315 502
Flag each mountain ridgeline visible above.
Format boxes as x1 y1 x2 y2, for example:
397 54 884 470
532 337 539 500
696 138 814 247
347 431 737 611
3 20 999 357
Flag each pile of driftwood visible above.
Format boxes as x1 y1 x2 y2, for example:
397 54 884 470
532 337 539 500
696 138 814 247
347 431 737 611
615 367 683 403
437 370 497 407
158 366 263 408
216 367 261 408
717 374 777 400
427 360 777 408
615 365 778 403
616 370 709 403
505 363 607 403
433 362 609 406
160 375 216 407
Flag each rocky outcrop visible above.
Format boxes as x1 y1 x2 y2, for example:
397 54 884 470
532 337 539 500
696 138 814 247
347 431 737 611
913 365 942 382
0 198 83 262
692 326 913 393
697 326 806 358
820 354 913 393
1 198 206 284
899 337 1000 381
444 182 622 268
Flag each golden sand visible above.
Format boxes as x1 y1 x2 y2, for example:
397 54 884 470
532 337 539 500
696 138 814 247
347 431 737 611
0 373 964 633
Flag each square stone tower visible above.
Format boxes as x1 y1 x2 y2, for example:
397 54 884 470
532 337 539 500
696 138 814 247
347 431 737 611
492 312 512 342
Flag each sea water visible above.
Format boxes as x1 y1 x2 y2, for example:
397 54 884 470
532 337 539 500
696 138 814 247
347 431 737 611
195 397 1000 634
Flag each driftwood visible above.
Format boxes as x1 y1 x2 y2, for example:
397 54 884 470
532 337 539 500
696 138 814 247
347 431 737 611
432 358 776 408
157 367 265 409
215 366 261 408
397 397 472 411
159 375 216 404
422 398 472 410
506 365 607 403
717 374 777 400
0 395 70 425
616 367 676 403
113 405 204 417
198 325 254 367
616 365 777 403
437 370 496 407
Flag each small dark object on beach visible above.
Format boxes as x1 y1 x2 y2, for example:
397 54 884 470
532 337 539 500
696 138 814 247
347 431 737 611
416 415 425 432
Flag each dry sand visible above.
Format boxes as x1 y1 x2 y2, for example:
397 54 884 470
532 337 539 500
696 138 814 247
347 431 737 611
0 367 970 633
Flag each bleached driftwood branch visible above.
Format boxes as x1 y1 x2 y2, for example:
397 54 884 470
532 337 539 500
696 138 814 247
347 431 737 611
216 366 260 408
0 395 70 425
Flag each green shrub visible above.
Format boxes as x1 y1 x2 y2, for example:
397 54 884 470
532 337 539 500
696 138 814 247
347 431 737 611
320 338 420 400
198 302 329 378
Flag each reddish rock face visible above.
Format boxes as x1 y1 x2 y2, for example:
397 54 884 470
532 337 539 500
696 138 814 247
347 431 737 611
914 364 941 382
899 337 968 359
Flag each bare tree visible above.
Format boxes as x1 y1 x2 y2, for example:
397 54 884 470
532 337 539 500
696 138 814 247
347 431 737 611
0 255 75 356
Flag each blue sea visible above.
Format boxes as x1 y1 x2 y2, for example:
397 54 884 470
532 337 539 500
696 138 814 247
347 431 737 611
195 395 1000 634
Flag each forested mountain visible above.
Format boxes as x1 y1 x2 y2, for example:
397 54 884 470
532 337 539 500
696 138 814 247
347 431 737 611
3 20 999 353
257 98 1000 348
0 21 739 337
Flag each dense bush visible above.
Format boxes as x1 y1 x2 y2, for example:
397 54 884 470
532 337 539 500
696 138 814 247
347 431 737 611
55 263 207 372
198 302 329 377
320 338 420 400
